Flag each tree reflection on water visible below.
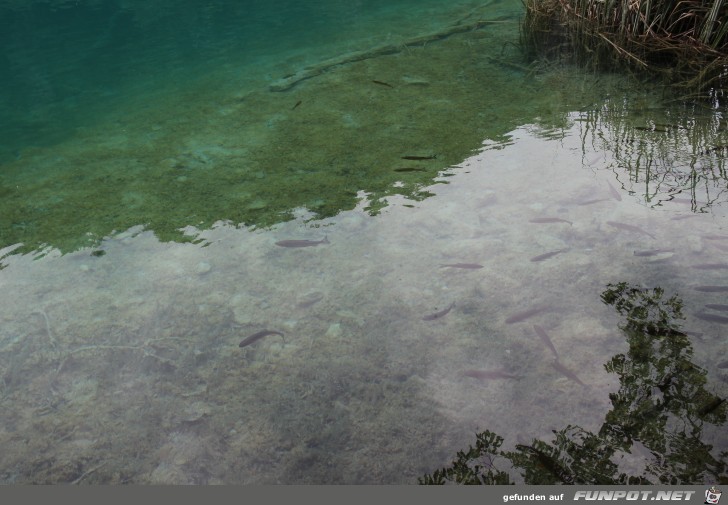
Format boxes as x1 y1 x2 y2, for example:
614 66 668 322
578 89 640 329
420 282 727 485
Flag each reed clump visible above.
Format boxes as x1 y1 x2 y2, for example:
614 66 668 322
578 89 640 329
521 0 728 92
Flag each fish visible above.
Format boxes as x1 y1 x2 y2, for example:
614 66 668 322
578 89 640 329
691 263 728 269
505 305 551 324
401 155 437 160
709 242 728 252
529 217 573 225
239 329 285 348
298 291 324 308
463 368 521 380
606 221 656 239
439 263 484 269
551 360 586 387
653 123 685 130
671 214 701 220
372 80 393 88
577 198 609 205
607 181 622 201
275 236 329 248
422 302 455 321
530 249 568 262
694 312 728 324
533 325 559 359
634 126 667 133
705 304 728 311
633 248 674 257
393 167 426 172
291 100 302 110
694 286 728 292
703 234 728 240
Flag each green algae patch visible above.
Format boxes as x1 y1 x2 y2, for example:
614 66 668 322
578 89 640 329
0 11 659 258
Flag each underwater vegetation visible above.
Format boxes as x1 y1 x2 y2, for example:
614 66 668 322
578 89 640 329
420 282 727 485
2 0 727 267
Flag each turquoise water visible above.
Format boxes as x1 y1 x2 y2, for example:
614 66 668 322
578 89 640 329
0 0 498 160
1 0 530 254
0 0 727 485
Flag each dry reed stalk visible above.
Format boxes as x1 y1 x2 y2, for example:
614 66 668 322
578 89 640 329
522 0 727 93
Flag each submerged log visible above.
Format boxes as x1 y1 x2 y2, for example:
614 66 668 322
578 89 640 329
269 17 515 92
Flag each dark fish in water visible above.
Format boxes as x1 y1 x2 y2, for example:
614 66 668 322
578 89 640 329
291 100 302 110
298 291 324 308
694 285 728 292
422 302 455 321
529 217 573 225
703 234 728 240
705 304 728 311
463 368 521 380
533 325 559 359
393 167 426 172
505 305 551 324
551 360 586 387
530 249 568 262
653 122 685 131
239 329 285 348
372 80 393 88
695 312 728 324
440 263 483 269
633 248 674 257
401 155 437 160
577 198 609 205
606 221 656 239
607 181 622 201
275 236 329 248
634 126 667 133
691 263 728 269
709 241 728 252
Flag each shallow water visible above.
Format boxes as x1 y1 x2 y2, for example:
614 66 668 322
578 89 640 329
0 0 727 485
